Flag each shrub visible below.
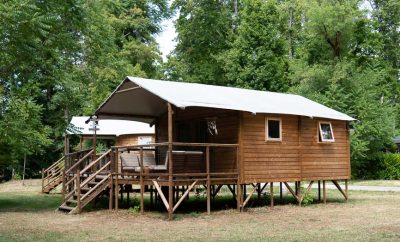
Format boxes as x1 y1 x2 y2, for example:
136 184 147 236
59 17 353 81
378 153 400 179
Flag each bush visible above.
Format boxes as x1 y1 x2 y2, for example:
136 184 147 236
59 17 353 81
378 153 400 179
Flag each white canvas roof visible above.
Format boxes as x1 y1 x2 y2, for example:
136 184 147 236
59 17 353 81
94 77 354 122
67 116 154 136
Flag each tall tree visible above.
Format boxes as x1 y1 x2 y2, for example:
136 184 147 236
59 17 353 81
168 0 234 84
221 0 289 91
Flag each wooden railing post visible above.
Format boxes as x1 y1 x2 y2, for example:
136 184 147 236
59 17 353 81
62 169 66 202
76 169 81 213
41 168 45 193
140 147 144 215
167 103 173 220
206 146 211 215
109 173 113 210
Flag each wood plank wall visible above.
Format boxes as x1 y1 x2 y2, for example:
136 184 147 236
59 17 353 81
241 113 350 183
300 117 350 180
115 134 155 147
242 113 301 183
156 107 239 173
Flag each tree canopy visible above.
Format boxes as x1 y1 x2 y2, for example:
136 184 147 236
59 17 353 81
0 0 398 179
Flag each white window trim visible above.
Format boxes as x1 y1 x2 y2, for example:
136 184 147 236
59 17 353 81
265 117 282 142
318 121 335 143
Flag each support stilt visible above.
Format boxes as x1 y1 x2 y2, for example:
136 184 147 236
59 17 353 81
270 182 274 208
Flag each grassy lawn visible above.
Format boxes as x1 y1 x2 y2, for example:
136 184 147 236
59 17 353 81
346 180 400 187
1 179 400 242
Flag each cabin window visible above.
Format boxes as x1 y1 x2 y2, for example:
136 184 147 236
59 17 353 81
318 122 335 142
266 118 282 141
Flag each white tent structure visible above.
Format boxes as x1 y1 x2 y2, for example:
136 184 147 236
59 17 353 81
67 116 154 138
94 77 354 122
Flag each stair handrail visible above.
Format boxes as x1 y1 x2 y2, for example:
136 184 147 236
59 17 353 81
80 149 112 175
80 173 111 201
44 156 65 173
65 149 94 174
80 160 112 188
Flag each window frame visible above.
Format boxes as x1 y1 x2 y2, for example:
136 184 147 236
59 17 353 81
265 117 282 142
318 121 335 143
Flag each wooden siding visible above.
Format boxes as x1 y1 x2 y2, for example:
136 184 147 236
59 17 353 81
242 113 301 183
241 113 350 183
155 107 239 173
300 117 350 180
115 134 155 147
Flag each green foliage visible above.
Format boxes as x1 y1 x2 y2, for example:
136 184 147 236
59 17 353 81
378 153 400 180
301 188 314 206
170 0 233 84
222 0 288 91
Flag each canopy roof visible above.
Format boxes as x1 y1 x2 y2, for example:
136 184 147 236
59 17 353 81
66 116 154 137
94 77 355 123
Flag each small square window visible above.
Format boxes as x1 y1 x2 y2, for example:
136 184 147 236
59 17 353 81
266 118 282 141
318 122 335 142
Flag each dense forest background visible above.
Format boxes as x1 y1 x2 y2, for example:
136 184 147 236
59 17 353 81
0 0 399 180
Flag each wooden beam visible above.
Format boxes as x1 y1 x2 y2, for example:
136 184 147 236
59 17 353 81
345 179 348 200
140 148 144 214
206 146 211 215
114 86 141 94
98 112 158 120
173 180 198 212
283 182 301 203
270 182 274 208
332 180 348 200
109 174 113 210
323 180 326 204
167 103 173 220
279 182 283 201
212 184 223 199
318 180 321 202
242 184 257 209
152 180 169 211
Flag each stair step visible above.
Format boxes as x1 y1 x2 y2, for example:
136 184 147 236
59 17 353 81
67 199 78 204
59 205 74 211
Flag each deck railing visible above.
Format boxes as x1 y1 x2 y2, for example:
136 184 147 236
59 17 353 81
111 142 239 214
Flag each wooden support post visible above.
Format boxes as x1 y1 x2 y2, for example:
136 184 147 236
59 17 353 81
206 146 211 215
280 182 283 202
115 181 119 210
242 184 257 209
61 169 66 202
76 170 81 214
150 185 154 206
41 168 44 193
332 180 348 200
243 184 247 201
318 180 321 202
257 183 261 200
109 175 113 210
140 148 144 215
323 180 326 204
270 182 274 208
167 103 173 220
345 179 348 201
237 183 242 211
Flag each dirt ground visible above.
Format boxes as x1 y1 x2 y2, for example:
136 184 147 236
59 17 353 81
1 179 400 241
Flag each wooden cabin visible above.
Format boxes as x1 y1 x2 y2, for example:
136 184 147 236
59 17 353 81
55 77 354 217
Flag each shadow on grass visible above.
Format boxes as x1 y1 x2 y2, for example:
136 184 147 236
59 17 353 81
0 192 61 212
82 187 348 220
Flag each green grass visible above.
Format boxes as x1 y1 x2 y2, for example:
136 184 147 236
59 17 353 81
1 180 400 241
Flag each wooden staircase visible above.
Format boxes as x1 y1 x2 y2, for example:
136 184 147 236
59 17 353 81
42 156 65 193
58 149 113 214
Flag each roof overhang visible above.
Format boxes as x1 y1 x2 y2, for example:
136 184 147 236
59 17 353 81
94 77 355 123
